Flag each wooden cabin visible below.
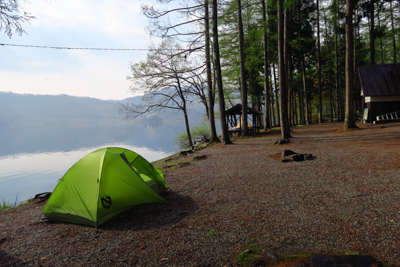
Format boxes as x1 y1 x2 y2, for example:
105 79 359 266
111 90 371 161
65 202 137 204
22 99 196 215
358 63 400 123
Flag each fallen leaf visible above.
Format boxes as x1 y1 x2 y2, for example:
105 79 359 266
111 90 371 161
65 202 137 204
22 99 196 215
41 257 47 260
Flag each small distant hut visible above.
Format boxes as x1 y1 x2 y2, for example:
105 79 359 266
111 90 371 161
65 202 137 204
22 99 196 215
358 63 400 123
225 104 263 135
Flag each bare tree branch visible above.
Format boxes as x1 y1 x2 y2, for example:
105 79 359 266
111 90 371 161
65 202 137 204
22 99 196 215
0 0 35 37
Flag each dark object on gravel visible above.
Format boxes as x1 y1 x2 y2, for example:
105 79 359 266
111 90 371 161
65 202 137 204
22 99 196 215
242 249 254 255
281 150 314 162
34 192 51 200
179 150 193 156
281 149 297 157
193 155 207 160
308 255 383 267
178 162 191 168
291 154 305 161
304 153 313 160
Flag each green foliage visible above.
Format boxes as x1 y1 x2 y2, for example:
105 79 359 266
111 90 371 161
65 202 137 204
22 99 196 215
206 231 219 237
174 123 211 150
174 131 189 150
342 251 360 256
190 123 211 140
1 200 14 210
236 245 262 266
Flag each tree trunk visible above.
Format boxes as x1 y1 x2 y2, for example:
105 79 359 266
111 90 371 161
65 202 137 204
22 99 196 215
183 107 193 147
377 10 384 64
325 24 334 122
271 91 276 126
262 0 271 130
278 0 290 139
273 62 281 127
302 57 309 125
329 71 334 122
236 0 249 136
335 31 340 121
288 48 294 126
269 69 275 126
390 0 396 63
284 5 290 127
205 0 219 143
212 0 232 144
343 0 357 130
257 94 263 127
294 91 298 126
339 34 345 121
317 0 322 123
370 0 375 65
299 67 305 125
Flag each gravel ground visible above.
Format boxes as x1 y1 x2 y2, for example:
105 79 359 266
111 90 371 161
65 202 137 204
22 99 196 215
1 122 400 266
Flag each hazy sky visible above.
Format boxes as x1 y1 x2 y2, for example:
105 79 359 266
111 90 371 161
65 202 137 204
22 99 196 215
0 0 162 100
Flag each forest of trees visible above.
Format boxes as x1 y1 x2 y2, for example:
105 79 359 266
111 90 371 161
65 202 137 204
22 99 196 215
128 0 399 144
4 0 398 144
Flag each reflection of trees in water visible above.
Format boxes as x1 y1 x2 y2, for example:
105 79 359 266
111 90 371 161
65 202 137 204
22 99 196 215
0 122 187 157
141 116 164 128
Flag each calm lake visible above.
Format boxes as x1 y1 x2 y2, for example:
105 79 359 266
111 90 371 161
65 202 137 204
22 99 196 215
0 120 190 204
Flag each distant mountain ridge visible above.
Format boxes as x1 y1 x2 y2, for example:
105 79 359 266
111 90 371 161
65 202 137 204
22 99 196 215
0 92 205 125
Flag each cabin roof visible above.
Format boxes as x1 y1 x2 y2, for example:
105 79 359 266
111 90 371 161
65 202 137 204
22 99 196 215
225 104 263 115
358 63 400 97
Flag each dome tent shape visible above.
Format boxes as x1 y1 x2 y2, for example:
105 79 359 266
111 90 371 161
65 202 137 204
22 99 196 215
43 147 168 229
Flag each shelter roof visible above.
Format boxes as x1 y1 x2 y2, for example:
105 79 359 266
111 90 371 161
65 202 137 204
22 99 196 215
225 104 263 115
358 63 400 96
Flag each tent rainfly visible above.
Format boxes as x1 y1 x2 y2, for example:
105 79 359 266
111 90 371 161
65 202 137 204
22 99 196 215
43 147 168 228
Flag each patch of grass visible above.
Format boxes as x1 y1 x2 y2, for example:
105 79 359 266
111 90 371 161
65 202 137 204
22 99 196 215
174 123 211 150
195 143 204 150
270 127 281 131
1 200 14 210
340 250 360 256
206 231 219 237
236 245 263 266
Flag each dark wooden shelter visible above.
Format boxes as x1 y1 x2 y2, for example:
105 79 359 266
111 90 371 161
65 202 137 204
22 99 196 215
358 63 400 123
225 104 263 135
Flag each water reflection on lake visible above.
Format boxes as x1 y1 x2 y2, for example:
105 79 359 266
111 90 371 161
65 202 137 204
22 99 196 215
0 121 185 204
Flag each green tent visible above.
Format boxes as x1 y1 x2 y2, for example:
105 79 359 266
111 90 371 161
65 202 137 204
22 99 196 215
43 147 168 228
